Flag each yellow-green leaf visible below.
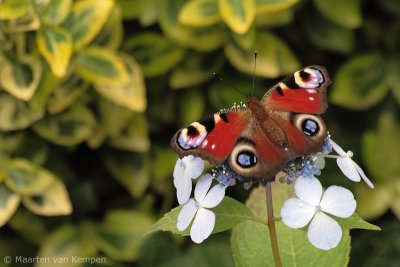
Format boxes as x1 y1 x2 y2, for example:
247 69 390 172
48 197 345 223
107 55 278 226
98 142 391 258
3 158 56 195
22 179 72 216
73 46 130 86
0 55 42 101
91 6 123 50
37 25 73 77
314 0 362 29
179 0 221 27
124 33 185 77
356 184 392 220
0 0 31 20
225 31 299 78
219 0 255 34
94 54 147 112
62 0 114 51
116 0 158 26
255 0 299 14
40 0 72 25
0 93 44 131
254 8 294 27
32 103 96 146
0 184 20 227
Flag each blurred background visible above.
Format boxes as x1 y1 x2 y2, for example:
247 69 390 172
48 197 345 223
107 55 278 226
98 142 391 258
0 0 399 266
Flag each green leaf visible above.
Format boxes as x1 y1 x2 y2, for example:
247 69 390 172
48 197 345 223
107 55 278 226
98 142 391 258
73 46 130 86
146 197 258 236
22 179 72 216
116 0 158 26
336 213 380 231
160 0 228 52
0 0 30 20
37 25 73 77
305 15 355 54
330 53 388 109
255 0 299 13
32 103 96 146
0 93 44 131
3 158 56 195
219 0 255 34
97 210 154 261
169 51 224 89
314 0 362 29
108 113 150 152
28 65 59 111
179 89 206 126
231 185 351 267
36 224 98 267
225 31 299 78
62 0 114 51
91 7 123 50
40 0 72 25
387 56 400 103
94 54 147 112
0 184 20 227
152 147 178 181
102 152 150 198
179 0 221 27
123 32 185 78
0 55 43 101
254 8 294 27
8 209 47 244
356 183 392 220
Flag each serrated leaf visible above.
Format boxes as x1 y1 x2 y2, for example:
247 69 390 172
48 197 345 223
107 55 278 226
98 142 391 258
32 103 96 146
22 179 72 216
40 0 72 25
37 25 73 77
336 213 380 231
73 46 130 86
108 113 150 152
36 224 97 267
124 32 185 77
94 53 147 112
219 0 255 34
225 31 299 78
62 0 114 51
3 158 56 195
314 0 362 29
160 0 228 52
102 152 150 198
179 0 221 27
97 210 154 261
0 0 30 20
0 55 42 101
169 52 224 89
255 0 299 13
0 184 20 227
146 197 258 236
0 93 44 131
330 53 388 109
231 185 351 267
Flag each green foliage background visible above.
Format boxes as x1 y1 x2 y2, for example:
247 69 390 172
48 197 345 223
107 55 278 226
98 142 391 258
0 0 399 266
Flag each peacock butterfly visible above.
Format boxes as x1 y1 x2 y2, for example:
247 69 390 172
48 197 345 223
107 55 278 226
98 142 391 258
171 66 331 180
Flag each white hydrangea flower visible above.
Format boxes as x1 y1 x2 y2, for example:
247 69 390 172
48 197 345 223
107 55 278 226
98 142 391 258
281 176 356 250
177 174 226 244
173 155 204 205
329 139 374 189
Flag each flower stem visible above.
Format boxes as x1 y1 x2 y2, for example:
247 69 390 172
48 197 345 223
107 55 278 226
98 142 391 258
265 181 282 267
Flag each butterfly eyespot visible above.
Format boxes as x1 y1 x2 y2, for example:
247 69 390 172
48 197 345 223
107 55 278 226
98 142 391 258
301 119 319 136
237 151 257 168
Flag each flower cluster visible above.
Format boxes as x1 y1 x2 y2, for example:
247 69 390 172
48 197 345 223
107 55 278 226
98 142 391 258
172 135 374 249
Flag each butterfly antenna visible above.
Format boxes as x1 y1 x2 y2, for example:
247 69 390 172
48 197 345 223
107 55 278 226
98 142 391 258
212 73 246 97
251 50 258 96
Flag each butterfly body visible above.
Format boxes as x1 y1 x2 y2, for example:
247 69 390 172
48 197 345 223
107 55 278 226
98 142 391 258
171 66 331 180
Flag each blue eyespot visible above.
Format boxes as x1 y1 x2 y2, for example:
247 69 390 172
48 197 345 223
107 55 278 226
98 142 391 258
237 151 257 168
302 119 319 136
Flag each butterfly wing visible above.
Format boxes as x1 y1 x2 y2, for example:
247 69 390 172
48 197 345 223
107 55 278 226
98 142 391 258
261 66 331 114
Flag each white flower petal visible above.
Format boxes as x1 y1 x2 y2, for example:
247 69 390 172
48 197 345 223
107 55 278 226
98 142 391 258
202 184 226 208
177 199 197 231
313 153 326 170
281 198 316 228
190 207 215 244
353 162 374 188
176 175 192 205
184 156 204 179
194 174 213 203
329 139 347 156
173 158 184 188
320 186 356 218
308 212 342 250
295 176 323 206
337 157 361 182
